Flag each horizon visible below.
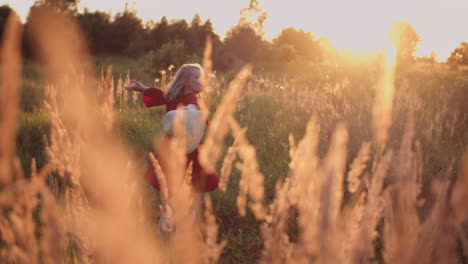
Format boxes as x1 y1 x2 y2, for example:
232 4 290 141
3 0 468 61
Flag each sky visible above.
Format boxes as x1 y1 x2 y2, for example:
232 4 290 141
3 0 468 61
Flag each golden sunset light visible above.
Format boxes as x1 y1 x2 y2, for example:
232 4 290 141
259 0 468 60
1 0 467 263
5 0 468 60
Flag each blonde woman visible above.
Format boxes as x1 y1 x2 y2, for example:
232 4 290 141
125 63 219 193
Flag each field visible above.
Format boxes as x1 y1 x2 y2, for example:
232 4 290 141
3 7 468 264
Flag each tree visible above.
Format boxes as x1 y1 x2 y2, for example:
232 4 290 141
224 25 264 65
390 21 422 64
146 17 190 55
272 27 324 63
448 42 468 65
167 19 189 42
199 19 224 71
106 5 144 54
185 14 205 54
152 39 188 69
147 16 170 52
185 15 222 61
33 0 80 14
77 9 112 54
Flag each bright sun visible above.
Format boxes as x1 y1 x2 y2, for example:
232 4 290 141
260 0 463 61
262 0 395 53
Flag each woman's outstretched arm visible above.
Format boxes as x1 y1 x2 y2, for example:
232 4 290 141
125 80 149 92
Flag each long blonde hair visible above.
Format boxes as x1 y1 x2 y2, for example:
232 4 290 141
165 63 202 103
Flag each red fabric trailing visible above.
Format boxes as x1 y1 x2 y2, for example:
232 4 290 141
143 88 166 107
142 88 219 193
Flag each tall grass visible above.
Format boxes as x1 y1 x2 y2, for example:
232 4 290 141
2 6 468 264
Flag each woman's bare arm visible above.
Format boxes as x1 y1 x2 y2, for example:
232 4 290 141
125 80 149 92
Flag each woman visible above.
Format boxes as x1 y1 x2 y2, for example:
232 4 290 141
125 63 219 193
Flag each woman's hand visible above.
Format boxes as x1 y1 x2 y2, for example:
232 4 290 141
125 80 149 92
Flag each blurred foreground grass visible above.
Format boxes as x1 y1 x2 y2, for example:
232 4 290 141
16 58 468 263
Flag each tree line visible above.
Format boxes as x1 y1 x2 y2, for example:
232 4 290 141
1 3 467 74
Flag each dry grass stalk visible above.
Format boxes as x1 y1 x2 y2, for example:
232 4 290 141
160 70 167 90
260 179 294 264
386 158 459 264
288 118 320 179
342 150 393 264
413 178 457 264
266 120 351 263
315 124 349 263
0 162 64 264
124 71 131 105
347 142 371 193
0 13 66 263
258 119 354 263
201 196 227 264
28 7 164 263
452 152 468 256
149 151 177 242
286 118 321 261
44 84 81 189
372 45 396 156
101 66 115 130
219 136 239 192
199 36 213 122
364 150 392 240
0 12 21 185
132 84 139 104
230 118 266 220
199 65 252 173
288 133 296 162
384 118 423 264
43 81 93 262
149 152 169 205
116 74 123 107
340 191 367 264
